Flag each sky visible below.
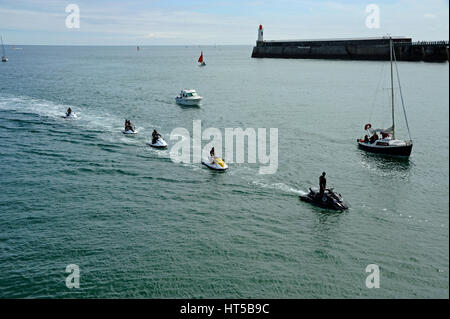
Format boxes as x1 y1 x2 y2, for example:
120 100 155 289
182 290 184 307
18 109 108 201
0 0 448 45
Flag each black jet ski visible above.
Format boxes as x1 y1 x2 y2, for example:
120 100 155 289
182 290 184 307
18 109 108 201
299 187 348 210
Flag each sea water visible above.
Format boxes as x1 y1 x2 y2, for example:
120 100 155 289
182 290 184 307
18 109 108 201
0 45 448 298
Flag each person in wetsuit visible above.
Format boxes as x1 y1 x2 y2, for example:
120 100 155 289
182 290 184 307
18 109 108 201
319 172 327 195
66 107 72 116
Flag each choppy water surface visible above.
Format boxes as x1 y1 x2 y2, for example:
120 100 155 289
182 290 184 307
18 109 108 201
0 46 448 298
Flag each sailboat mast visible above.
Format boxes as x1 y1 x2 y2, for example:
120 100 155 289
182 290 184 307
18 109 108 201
1 36 5 56
390 37 395 139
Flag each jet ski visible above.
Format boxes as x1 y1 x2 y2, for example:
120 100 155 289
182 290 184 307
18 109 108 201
299 187 348 210
122 129 137 135
202 156 228 171
62 112 77 119
148 136 168 149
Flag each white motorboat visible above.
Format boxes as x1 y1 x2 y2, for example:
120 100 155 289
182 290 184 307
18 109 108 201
148 136 168 149
202 156 228 171
175 89 203 106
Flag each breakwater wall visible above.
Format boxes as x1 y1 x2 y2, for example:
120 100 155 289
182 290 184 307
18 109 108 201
251 37 449 62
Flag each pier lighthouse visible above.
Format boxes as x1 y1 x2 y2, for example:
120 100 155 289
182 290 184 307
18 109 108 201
257 24 263 43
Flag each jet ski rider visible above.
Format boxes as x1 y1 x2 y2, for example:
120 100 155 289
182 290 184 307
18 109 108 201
152 129 161 144
210 147 215 163
124 119 134 132
319 172 327 196
66 107 72 117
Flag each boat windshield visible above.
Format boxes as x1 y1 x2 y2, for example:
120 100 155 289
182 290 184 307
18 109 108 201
186 92 197 97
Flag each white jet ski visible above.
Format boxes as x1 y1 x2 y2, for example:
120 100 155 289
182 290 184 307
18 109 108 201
122 129 137 135
148 136 168 149
202 156 228 171
62 112 77 119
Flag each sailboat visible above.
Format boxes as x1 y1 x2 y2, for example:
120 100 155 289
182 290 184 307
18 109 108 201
1 36 8 62
198 51 206 66
357 37 413 157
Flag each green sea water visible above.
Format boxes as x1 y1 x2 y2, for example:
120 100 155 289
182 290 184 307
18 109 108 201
0 45 448 298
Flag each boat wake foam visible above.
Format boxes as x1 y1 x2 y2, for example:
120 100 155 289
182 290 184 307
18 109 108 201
0 94 69 119
251 180 307 196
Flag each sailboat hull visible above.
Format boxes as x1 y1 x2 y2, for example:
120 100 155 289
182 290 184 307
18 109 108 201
357 140 413 157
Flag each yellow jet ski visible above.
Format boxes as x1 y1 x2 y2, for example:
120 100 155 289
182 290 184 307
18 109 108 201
202 156 228 171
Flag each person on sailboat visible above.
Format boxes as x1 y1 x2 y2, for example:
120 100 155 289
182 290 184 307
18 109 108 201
319 172 327 196
369 132 379 144
364 135 369 143
152 129 161 144
66 107 72 117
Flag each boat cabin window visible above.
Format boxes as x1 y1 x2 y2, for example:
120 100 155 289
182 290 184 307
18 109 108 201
179 91 197 97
